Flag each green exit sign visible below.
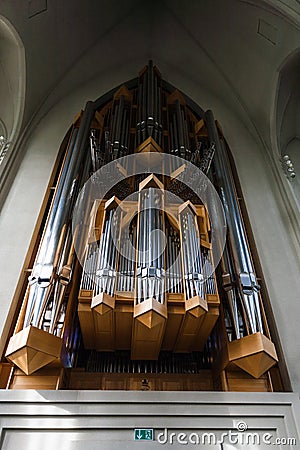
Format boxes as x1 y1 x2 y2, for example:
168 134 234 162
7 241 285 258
134 428 154 441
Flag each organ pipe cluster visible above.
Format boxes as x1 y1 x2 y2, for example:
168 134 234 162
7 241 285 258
6 62 277 378
204 110 265 340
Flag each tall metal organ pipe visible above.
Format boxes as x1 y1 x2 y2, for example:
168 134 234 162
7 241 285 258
136 188 165 304
95 205 122 297
23 101 95 332
180 207 204 301
137 60 162 146
204 109 263 336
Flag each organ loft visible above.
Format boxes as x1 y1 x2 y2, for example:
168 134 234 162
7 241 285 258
2 62 283 392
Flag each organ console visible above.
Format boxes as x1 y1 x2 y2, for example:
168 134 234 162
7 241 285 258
4 62 280 391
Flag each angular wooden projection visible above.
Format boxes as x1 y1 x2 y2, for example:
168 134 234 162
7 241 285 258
91 292 115 351
167 89 186 105
104 195 121 212
138 172 164 191
134 136 163 155
193 294 220 352
185 295 208 318
113 84 132 102
134 137 163 168
223 332 278 379
91 292 115 315
5 326 62 375
134 298 167 329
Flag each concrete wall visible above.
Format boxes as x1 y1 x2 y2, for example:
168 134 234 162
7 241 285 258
0 391 299 449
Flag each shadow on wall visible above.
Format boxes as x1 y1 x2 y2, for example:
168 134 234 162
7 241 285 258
0 15 26 211
0 15 25 165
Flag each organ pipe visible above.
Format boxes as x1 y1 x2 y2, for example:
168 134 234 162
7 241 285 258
95 199 121 297
136 185 165 304
204 109 264 336
24 102 94 332
137 60 162 146
179 205 204 301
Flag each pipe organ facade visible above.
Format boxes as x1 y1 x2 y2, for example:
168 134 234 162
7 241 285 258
3 62 283 392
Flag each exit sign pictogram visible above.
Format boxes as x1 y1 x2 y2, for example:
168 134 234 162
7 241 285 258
134 428 154 441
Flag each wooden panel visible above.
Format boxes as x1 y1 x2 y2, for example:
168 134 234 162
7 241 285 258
78 290 95 348
269 367 284 392
68 369 101 389
128 377 156 391
79 291 218 356
132 299 167 359
131 320 164 359
114 307 132 350
159 380 182 391
174 313 204 352
194 305 219 351
78 276 218 356
0 363 12 388
93 309 115 351
183 371 213 391
226 370 270 392
195 206 210 245
102 375 127 390
10 367 62 390
68 371 214 391
161 307 184 350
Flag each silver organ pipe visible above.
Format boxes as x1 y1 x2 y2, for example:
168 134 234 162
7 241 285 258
204 109 264 336
166 225 183 294
179 206 204 300
221 239 244 340
136 187 165 304
23 101 95 333
103 94 131 163
116 224 136 292
81 241 98 291
137 60 162 146
95 203 121 297
169 99 191 160
202 248 216 296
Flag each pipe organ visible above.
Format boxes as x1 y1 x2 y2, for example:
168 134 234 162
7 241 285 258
4 62 281 391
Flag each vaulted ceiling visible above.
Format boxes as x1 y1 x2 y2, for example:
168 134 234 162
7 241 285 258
1 0 300 157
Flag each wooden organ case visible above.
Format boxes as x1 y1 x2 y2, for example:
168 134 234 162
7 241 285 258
3 62 283 392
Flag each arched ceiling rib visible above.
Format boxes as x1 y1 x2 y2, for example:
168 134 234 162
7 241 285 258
0 15 25 142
